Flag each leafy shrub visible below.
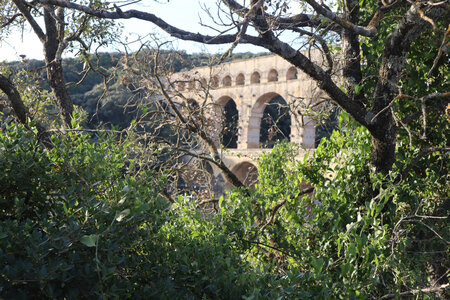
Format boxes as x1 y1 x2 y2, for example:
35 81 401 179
0 124 270 299
1 117 447 299
218 118 448 298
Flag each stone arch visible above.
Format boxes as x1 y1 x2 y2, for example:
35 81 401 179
216 96 239 149
247 92 291 148
177 81 185 91
286 67 298 80
250 71 260 84
188 80 195 90
211 76 219 88
236 73 245 86
260 95 291 148
231 161 258 187
200 78 207 89
315 107 339 147
268 69 278 82
222 75 232 87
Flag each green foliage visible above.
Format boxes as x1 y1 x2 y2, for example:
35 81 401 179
0 65 60 127
218 119 448 298
0 123 162 298
0 122 299 299
359 2 449 152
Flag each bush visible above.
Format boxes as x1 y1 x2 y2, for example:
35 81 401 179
0 124 246 298
1 120 447 299
218 119 448 298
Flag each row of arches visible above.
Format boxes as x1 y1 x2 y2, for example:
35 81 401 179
224 66 298 86
218 93 291 149
177 67 298 91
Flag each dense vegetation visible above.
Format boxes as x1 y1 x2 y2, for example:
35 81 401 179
1 118 447 298
1 44 448 300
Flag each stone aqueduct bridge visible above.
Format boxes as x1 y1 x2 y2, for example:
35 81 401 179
173 54 321 186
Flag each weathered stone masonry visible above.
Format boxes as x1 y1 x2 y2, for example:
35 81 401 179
173 53 322 186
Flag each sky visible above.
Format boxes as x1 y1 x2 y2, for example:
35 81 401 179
0 0 267 62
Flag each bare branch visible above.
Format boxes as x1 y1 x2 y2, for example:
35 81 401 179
0 73 50 145
400 92 449 124
360 0 404 27
12 0 45 41
380 283 449 299
290 28 333 73
0 13 21 28
255 186 315 238
36 0 261 45
221 0 328 31
427 24 450 76
219 0 262 62
303 0 377 36
149 49 246 189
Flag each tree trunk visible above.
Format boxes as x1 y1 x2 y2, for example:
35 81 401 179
45 59 73 127
341 0 365 107
44 6 73 128
370 121 396 174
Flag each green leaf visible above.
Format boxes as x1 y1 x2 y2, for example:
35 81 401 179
354 83 361 95
137 203 150 212
337 237 343 256
347 243 357 257
303 150 309 163
80 234 98 247
340 263 352 277
313 257 324 274
116 208 131 222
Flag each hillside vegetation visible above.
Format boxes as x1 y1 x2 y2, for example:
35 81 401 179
5 51 267 128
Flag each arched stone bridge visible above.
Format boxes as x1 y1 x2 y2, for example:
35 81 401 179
173 53 322 189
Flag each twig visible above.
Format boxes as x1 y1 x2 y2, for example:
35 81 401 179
254 187 315 238
400 147 450 180
428 24 450 76
380 283 449 299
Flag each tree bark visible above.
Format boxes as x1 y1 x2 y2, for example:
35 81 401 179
45 60 73 127
0 74 51 146
12 0 74 128
43 6 73 128
0 74 30 125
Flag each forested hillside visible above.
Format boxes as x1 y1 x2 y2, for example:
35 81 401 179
5 51 267 128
